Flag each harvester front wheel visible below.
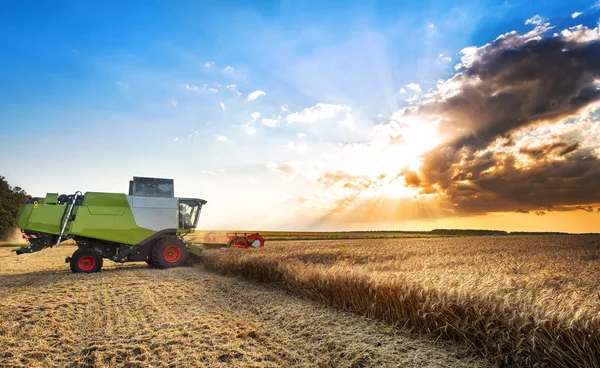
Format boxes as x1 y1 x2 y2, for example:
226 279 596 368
70 249 103 273
151 236 189 269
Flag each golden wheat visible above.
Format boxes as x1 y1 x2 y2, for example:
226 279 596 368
202 235 600 367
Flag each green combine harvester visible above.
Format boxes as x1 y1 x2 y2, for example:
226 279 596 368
14 177 207 273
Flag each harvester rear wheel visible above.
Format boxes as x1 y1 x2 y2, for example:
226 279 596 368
151 236 188 269
70 249 103 273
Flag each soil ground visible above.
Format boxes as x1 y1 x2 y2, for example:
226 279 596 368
0 245 489 368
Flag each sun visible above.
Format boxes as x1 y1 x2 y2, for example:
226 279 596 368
345 116 443 200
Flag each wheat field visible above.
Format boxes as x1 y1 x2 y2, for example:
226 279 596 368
0 244 489 368
202 235 600 367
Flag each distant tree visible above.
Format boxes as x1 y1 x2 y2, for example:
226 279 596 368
0 176 28 240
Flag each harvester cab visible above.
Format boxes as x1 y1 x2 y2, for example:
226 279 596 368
14 177 207 273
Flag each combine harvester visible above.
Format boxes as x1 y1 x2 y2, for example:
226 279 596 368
14 176 264 273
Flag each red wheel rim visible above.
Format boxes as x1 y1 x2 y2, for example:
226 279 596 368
163 245 182 263
78 256 96 271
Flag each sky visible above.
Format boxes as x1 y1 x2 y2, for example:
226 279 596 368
1 0 600 232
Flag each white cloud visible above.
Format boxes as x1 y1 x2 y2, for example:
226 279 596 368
280 105 290 114
115 81 129 89
220 102 226 111
223 66 234 73
214 135 230 142
171 100 177 107
525 14 546 26
338 114 354 130
261 117 279 127
377 113 384 118
458 23 553 68
405 83 422 93
571 12 583 19
428 23 435 29
297 133 306 138
200 170 218 175
561 25 600 43
173 137 179 142
437 53 452 62
251 112 261 121
183 84 218 93
204 61 215 68
458 45 481 69
247 90 266 101
226 84 242 96
286 103 350 124
405 94 421 104
194 131 200 137
399 87 407 94
428 76 463 101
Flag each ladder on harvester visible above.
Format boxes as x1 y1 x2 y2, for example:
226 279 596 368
56 191 82 246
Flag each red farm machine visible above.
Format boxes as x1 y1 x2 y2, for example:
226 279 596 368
202 232 265 249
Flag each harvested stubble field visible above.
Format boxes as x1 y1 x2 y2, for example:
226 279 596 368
202 235 600 367
0 245 489 368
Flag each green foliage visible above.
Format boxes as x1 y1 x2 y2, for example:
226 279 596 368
0 176 28 240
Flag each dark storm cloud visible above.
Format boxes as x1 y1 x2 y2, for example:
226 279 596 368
576 205 594 212
518 142 581 159
405 25 600 213
413 32 600 150
440 149 600 213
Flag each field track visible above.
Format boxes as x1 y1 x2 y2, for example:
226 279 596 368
0 245 488 368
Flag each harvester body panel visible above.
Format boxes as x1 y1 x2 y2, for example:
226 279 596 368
127 196 178 233
17 193 203 245
70 194 155 245
17 201 63 235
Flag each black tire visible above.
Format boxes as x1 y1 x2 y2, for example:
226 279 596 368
70 249 103 273
150 236 189 269
145 258 156 267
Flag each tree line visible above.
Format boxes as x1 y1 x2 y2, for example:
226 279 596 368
0 176 28 240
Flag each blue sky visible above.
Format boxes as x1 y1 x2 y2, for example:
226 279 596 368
1 1 600 231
